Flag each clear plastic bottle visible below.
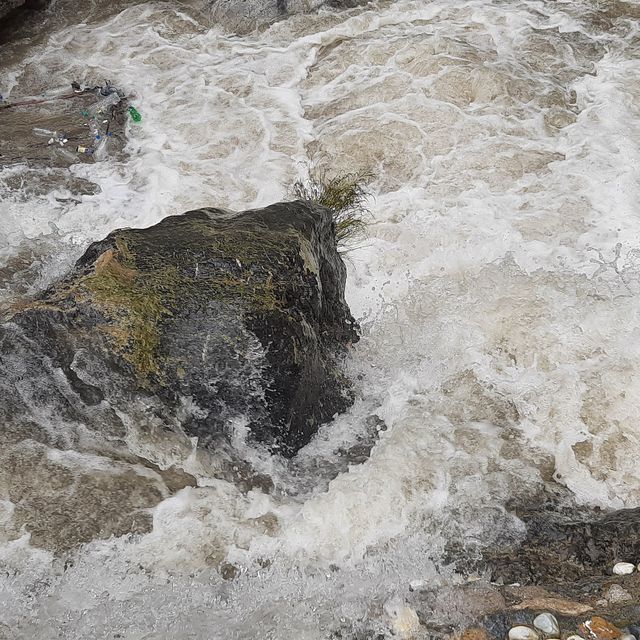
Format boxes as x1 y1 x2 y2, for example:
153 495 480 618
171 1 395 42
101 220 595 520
33 127 56 138
88 120 101 140
86 93 121 118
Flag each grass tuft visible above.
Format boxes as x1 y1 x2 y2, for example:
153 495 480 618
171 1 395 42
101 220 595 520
289 169 374 245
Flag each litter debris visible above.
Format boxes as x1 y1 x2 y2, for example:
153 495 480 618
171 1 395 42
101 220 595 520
128 106 142 122
55 148 77 162
7 79 134 163
33 128 69 146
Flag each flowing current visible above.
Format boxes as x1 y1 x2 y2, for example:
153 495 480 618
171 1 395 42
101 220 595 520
1 0 640 637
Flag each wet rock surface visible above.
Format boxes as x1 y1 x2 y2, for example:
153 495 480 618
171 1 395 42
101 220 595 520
484 502 640 590
0 200 357 550
435 489 640 640
3 201 358 454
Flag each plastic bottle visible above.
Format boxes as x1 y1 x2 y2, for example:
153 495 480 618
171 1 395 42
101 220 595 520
33 127 56 138
56 148 77 162
128 106 142 122
93 136 108 161
86 92 121 118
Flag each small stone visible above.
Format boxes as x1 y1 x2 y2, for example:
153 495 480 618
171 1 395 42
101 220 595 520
533 613 560 637
579 616 622 640
458 627 490 640
219 562 237 580
509 626 539 640
566 636 583 640
613 562 635 575
605 584 632 604
628 625 640 640
408 579 426 592
619 635 635 640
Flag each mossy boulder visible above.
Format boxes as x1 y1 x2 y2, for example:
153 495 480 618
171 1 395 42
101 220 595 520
5 201 359 455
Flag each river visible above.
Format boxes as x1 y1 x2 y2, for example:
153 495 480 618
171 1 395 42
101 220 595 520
1 0 640 637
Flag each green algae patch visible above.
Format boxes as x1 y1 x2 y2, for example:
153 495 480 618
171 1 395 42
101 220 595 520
79 224 293 383
82 237 173 382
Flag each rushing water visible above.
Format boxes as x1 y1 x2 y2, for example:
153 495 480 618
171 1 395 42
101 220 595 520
1 0 640 637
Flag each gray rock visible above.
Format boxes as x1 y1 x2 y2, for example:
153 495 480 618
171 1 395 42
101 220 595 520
2 201 358 456
533 613 559 637
605 584 632 604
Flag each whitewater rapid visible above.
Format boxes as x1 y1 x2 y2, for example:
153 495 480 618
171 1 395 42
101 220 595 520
1 0 640 637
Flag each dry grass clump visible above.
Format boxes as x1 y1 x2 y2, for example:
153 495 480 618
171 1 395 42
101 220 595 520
289 169 374 245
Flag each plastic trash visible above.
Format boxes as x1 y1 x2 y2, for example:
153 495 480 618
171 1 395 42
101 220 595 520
93 136 108 161
88 120 101 140
55 148 77 162
128 106 142 122
34 128 68 146
86 92 121 119
33 127 56 138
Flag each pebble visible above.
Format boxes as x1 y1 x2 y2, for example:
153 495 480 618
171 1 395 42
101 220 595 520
458 628 490 640
508 626 539 640
533 613 560 637
619 635 635 640
605 584 632 604
566 636 584 640
579 616 622 640
613 562 635 575
628 626 640 640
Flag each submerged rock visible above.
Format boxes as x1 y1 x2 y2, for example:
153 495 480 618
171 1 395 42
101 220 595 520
4 201 358 455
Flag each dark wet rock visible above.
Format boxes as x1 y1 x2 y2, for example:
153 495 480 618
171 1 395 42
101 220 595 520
0 0 29 23
0 0 49 44
0 0 25 19
483 501 640 589
434 486 640 639
0 200 357 551
4 201 358 455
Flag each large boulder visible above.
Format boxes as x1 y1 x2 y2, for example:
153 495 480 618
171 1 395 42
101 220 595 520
3 201 359 457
